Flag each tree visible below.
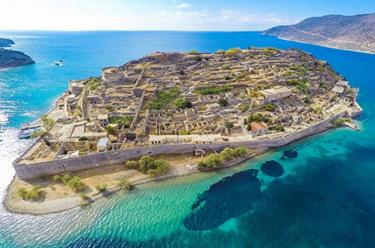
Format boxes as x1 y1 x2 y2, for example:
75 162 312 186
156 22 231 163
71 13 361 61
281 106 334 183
96 184 107 193
67 177 85 192
117 177 135 191
17 186 45 201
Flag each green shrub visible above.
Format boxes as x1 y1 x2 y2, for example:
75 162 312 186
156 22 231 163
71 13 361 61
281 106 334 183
108 116 134 128
270 125 285 132
80 193 90 201
86 78 101 91
106 125 117 135
225 48 241 56
225 122 234 129
148 88 180 110
78 136 89 141
138 156 170 176
195 86 232 95
96 184 107 193
198 147 247 171
17 186 45 201
238 103 250 112
66 176 85 192
265 103 276 112
174 98 192 109
247 113 269 124
147 159 170 177
125 160 139 170
218 98 229 107
117 178 135 191
61 174 73 184
52 174 62 182
192 56 202 62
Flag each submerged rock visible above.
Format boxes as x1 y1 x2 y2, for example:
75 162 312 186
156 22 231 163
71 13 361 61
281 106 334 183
283 149 298 158
261 160 284 177
184 169 262 231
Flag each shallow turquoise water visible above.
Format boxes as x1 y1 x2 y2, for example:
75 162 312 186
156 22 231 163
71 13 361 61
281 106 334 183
0 31 375 247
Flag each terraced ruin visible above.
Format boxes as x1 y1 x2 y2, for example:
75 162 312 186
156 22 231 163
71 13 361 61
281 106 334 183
15 48 361 177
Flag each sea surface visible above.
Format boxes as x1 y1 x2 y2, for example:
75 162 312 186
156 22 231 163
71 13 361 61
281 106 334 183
0 31 375 248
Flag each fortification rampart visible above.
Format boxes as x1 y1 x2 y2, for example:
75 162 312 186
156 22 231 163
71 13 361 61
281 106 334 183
13 111 347 180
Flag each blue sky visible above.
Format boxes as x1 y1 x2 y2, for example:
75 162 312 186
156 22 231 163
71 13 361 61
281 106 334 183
0 0 374 31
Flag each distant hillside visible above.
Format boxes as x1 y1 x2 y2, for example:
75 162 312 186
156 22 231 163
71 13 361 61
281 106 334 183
0 38 34 69
264 13 375 54
0 38 15 48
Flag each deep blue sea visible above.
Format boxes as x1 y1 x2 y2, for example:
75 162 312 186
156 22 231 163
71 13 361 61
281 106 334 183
0 31 375 248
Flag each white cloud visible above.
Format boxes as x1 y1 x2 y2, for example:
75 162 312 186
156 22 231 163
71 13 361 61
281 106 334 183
176 2 191 9
0 0 295 31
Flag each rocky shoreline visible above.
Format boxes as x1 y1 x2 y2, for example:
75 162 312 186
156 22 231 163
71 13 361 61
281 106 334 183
0 38 35 69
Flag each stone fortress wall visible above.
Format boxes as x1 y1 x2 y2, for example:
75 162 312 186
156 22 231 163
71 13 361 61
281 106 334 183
14 111 351 180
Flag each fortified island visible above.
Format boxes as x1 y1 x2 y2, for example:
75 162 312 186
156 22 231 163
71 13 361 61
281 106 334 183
6 48 362 214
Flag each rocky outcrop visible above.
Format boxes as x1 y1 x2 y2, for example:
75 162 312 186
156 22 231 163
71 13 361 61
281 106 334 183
0 38 35 69
264 13 375 54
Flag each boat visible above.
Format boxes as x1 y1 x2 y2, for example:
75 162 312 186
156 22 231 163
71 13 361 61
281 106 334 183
54 60 64 66
17 124 41 139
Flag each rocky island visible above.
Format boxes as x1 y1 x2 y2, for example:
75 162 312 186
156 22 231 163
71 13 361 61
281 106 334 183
264 13 375 54
5 48 362 214
0 38 35 69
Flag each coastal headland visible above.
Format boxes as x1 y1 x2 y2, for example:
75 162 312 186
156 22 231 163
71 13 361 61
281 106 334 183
264 13 375 54
5 47 362 215
0 38 35 69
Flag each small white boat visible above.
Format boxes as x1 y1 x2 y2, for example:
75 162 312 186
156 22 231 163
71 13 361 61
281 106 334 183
18 124 41 139
54 60 64 67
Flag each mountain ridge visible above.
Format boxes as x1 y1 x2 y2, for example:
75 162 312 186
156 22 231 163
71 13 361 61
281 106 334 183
264 13 375 54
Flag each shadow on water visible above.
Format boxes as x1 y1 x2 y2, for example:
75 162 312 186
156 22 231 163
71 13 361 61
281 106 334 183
234 142 375 248
283 149 298 159
63 143 375 248
260 160 284 177
183 169 262 231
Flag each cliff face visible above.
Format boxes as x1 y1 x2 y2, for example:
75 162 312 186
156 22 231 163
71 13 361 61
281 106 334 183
0 38 35 69
264 13 375 54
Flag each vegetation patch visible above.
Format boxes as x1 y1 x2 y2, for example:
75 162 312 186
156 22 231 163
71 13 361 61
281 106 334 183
174 98 192 109
197 147 247 171
195 86 232 95
287 79 309 92
117 177 135 191
124 156 170 177
95 184 108 193
86 78 101 91
264 103 276 112
225 48 241 56
109 116 134 128
333 117 352 127
245 113 270 125
148 88 180 110
17 186 45 201
53 174 86 192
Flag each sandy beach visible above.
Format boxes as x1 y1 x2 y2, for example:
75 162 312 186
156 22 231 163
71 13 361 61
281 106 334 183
4 149 266 215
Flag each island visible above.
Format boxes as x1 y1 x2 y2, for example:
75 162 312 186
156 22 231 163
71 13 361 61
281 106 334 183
0 38 35 69
5 48 362 214
264 13 375 54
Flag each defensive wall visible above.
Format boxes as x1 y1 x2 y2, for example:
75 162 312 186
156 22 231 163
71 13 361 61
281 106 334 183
13 111 350 180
